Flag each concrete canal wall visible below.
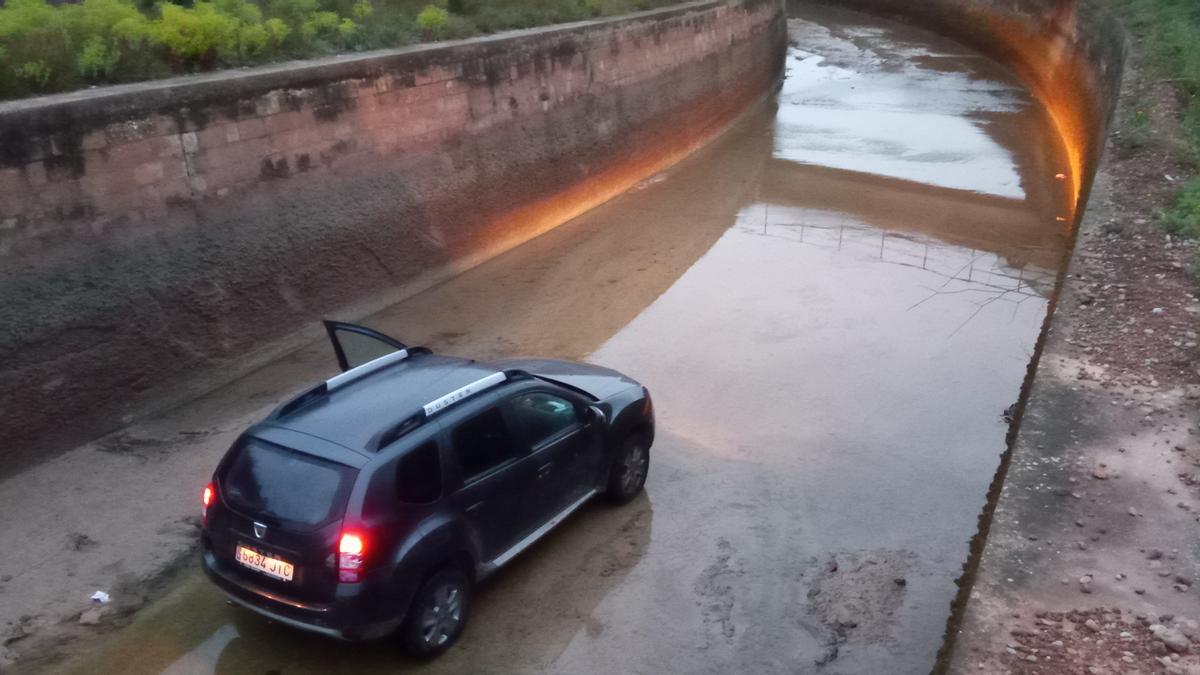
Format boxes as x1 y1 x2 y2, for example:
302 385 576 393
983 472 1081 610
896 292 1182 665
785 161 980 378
799 0 1125 222
0 0 787 473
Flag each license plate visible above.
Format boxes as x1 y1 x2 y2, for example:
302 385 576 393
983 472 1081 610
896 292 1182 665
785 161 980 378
235 545 295 582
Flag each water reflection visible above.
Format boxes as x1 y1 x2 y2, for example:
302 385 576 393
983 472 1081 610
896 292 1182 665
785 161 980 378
42 4 1074 675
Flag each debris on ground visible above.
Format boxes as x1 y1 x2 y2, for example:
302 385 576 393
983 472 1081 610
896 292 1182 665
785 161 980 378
996 609 1200 674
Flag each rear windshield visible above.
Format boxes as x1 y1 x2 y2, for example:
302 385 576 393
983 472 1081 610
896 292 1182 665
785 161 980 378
222 439 356 528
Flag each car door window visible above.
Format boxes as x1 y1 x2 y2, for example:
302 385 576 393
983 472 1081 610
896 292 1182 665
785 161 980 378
396 442 442 504
452 408 518 481
323 321 407 371
510 392 580 447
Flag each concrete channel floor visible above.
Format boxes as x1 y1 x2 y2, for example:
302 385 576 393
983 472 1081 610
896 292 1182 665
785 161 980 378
3 5 1075 673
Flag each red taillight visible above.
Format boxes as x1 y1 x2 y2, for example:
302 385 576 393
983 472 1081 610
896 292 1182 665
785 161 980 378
201 483 215 525
338 533 366 582
339 533 364 555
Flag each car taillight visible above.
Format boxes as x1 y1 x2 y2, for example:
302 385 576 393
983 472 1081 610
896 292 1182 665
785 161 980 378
201 483 215 525
338 532 366 583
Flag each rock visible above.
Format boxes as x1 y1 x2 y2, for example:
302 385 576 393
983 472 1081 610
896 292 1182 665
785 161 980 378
1135 588 1147 595
1084 619 1101 632
1149 549 1165 560
67 533 97 551
1174 583 1191 593
1093 466 1108 480
1151 624 1191 653
1129 507 1140 516
78 606 108 626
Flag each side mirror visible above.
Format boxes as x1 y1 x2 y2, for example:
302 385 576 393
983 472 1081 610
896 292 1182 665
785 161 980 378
586 405 607 425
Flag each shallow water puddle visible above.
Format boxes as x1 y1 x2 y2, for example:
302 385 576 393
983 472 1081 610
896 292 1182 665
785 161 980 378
46 4 1072 674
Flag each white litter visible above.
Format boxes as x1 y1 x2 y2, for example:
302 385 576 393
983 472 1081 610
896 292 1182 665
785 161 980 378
90 590 110 604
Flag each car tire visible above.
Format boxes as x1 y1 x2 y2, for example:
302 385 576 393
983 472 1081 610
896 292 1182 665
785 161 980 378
606 434 649 504
399 567 471 659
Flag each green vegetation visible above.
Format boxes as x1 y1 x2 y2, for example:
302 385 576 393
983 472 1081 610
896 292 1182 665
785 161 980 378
1115 99 1152 150
0 0 675 100
1162 177 1200 238
1112 0 1200 252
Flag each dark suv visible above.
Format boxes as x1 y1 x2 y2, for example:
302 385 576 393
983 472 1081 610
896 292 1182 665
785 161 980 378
200 321 654 657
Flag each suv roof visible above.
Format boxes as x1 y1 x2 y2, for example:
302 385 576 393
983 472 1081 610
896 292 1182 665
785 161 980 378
265 352 504 454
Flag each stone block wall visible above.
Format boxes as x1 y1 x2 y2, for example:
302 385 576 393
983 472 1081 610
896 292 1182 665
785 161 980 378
0 0 787 473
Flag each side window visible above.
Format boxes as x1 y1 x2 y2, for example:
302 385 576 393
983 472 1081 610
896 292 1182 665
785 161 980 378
336 330 399 369
395 442 441 504
510 392 580 447
452 408 517 481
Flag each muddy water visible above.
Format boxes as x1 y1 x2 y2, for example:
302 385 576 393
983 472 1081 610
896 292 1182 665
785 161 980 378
45 5 1073 674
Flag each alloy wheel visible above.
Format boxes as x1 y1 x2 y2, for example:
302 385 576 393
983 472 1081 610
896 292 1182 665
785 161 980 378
420 583 463 647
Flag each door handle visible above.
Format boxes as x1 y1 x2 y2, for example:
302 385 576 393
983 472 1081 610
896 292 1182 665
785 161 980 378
465 501 485 514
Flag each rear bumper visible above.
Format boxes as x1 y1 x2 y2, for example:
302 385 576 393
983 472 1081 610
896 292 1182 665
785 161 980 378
202 550 402 641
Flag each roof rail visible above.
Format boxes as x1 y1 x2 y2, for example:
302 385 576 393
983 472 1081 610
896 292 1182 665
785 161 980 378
270 382 329 419
270 348 422 419
422 372 507 416
326 349 411 392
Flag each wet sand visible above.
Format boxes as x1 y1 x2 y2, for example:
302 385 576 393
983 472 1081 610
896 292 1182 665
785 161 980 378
25 4 1073 674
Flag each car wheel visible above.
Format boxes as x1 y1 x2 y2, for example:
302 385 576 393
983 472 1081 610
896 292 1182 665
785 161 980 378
400 567 471 659
606 434 649 504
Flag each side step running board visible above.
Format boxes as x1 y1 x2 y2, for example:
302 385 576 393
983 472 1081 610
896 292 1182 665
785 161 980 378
477 489 598 579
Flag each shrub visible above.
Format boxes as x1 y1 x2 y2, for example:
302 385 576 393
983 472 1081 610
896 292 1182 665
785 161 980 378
1162 178 1200 239
0 0 683 99
350 0 373 22
150 2 239 69
17 60 52 89
415 4 449 39
357 5 416 50
0 0 73 94
77 36 120 79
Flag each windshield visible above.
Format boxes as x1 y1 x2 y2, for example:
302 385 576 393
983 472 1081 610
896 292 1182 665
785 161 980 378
222 439 356 528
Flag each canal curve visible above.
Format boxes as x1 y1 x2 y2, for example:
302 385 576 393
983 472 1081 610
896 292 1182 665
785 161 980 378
42 4 1074 674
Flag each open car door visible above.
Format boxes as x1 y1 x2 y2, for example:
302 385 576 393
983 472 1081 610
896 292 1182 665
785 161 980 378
323 320 409 372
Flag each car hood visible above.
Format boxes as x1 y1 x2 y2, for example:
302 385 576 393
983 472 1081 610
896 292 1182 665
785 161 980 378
489 358 639 400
